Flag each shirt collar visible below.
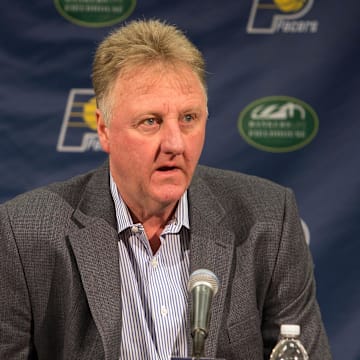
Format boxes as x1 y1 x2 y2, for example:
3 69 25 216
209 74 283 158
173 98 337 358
110 174 190 234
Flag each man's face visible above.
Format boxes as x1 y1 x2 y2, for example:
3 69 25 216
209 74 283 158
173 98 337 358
97 63 207 216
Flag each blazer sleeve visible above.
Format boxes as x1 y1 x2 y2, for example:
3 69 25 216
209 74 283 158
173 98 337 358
0 204 36 359
261 189 332 359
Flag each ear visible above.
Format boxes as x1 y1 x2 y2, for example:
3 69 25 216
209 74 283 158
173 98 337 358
96 109 110 153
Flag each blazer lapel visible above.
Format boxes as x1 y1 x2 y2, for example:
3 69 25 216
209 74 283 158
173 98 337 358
188 174 235 357
68 163 122 360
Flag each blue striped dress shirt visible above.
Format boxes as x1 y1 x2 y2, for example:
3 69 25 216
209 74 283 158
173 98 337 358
110 175 190 360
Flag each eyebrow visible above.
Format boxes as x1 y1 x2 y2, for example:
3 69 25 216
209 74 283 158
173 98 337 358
133 104 207 119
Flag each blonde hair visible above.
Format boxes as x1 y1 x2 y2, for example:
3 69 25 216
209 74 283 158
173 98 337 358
92 19 207 125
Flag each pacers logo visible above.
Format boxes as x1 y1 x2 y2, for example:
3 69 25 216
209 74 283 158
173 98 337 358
247 0 318 34
57 89 102 152
274 0 307 12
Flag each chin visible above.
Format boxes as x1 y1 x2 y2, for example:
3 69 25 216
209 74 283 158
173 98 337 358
154 186 186 204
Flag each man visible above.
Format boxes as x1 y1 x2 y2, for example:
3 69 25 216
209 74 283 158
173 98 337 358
0 19 331 359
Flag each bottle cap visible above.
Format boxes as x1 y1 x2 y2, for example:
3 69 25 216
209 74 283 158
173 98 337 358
280 324 300 337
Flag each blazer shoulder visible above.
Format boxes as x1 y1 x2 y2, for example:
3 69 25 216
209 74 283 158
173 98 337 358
195 165 288 196
193 165 294 220
1 163 107 225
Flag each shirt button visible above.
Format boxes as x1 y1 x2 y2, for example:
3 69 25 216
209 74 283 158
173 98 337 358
131 225 139 234
151 258 158 268
161 306 168 316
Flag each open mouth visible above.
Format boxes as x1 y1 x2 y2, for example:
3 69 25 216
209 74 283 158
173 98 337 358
157 166 177 172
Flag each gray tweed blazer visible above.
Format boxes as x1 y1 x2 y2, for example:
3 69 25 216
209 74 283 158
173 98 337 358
0 162 331 359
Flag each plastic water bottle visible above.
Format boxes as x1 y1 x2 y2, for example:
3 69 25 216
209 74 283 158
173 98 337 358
270 324 309 360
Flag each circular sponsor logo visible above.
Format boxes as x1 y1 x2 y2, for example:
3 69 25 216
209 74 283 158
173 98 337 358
54 0 136 28
238 96 319 152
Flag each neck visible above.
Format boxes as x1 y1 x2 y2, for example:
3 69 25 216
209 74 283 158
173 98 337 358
129 205 177 255
129 203 176 232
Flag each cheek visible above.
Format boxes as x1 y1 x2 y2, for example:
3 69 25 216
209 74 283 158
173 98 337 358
110 134 154 164
188 131 205 159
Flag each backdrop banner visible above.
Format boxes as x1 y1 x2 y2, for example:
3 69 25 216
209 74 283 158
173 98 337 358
1 1 359 358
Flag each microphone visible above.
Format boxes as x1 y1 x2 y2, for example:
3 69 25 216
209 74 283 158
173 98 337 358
188 269 220 358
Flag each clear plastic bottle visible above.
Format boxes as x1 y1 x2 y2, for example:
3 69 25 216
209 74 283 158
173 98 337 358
270 324 309 360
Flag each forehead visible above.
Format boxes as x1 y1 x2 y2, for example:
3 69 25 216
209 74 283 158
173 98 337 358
114 62 206 99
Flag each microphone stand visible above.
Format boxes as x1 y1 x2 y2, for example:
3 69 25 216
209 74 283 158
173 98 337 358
192 328 207 358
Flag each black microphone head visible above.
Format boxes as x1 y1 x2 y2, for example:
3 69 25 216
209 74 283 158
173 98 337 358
188 268 219 295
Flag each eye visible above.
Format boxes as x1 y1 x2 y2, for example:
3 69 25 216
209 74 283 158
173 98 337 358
144 118 158 126
183 114 195 123
141 117 162 127
137 117 162 133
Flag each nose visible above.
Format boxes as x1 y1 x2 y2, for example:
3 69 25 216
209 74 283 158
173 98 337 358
160 120 185 155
